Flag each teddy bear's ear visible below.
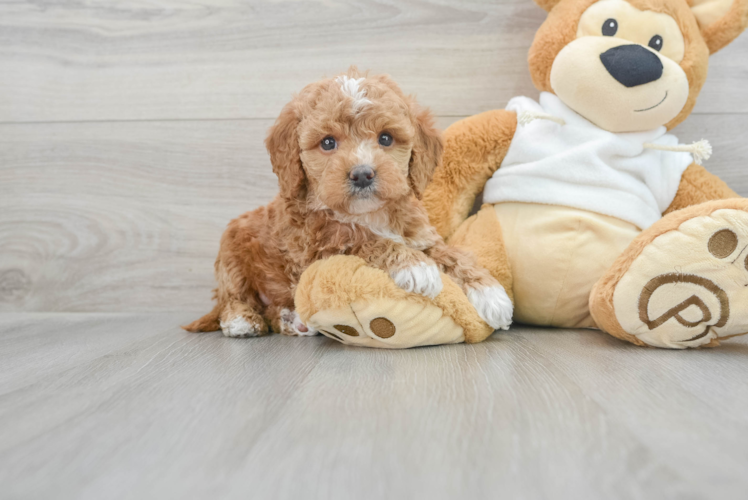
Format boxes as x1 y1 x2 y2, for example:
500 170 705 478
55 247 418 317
691 0 748 53
533 0 563 11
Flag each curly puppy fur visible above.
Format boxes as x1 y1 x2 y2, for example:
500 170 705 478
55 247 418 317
184 68 502 337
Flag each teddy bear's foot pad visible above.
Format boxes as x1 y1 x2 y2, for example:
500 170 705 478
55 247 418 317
592 200 748 349
309 299 465 349
295 255 494 349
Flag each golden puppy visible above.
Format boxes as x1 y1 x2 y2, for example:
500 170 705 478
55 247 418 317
185 69 513 337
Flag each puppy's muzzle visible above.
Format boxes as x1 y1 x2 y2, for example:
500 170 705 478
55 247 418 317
349 165 376 190
600 44 663 88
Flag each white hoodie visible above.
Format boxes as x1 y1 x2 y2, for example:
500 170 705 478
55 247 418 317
482 92 694 230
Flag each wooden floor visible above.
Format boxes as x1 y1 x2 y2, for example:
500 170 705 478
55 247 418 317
3 1 748 498
2 314 748 500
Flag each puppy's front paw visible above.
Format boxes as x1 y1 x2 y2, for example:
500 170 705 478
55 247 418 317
280 308 319 337
392 262 443 299
220 316 265 338
467 285 513 331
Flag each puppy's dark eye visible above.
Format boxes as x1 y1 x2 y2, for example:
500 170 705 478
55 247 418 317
320 136 337 151
378 133 393 147
649 35 663 52
602 18 618 37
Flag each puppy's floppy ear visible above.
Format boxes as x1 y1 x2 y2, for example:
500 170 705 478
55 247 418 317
408 103 443 199
691 0 748 53
265 99 307 202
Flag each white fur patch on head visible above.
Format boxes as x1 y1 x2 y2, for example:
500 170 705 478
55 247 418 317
356 140 378 167
466 285 514 331
336 76 371 112
220 316 263 338
356 141 376 165
392 262 443 299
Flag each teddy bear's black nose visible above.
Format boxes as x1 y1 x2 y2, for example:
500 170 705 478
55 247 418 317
600 44 663 88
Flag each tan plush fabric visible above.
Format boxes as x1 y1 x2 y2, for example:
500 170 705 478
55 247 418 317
693 0 748 54
529 0 611 95
529 0 711 131
423 110 517 240
449 205 515 304
533 0 748 124
611 208 748 348
295 255 493 348
494 203 640 328
578 1 687 62
418 0 747 349
534 0 564 11
665 163 739 214
424 0 745 248
590 199 748 348
692 0 735 27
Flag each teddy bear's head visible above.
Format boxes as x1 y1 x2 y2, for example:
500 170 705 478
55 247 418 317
528 0 747 132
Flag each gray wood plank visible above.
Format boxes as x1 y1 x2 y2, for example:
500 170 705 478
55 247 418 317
520 329 748 499
0 313 184 394
0 119 278 313
1 114 746 313
1 314 747 499
0 0 745 123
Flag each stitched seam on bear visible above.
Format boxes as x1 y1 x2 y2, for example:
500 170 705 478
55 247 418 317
322 330 344 342
638 273 730 337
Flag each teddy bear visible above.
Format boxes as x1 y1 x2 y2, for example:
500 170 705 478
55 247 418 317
420 0 748 349
296 0 748 349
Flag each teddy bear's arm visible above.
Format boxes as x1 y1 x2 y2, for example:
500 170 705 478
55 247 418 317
663 163 739 215
423 110 517 239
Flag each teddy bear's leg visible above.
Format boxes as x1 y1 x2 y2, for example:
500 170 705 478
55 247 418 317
294 255 494 349
447 204 515 303
663 164 738 214
453 202 641 329
590 198 748 349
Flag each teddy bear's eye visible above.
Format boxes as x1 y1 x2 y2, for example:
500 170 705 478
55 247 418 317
602 18 618 37
649 35 664 52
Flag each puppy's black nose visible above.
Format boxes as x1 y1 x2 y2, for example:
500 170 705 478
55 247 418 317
600 44 663 88
349 165 376 189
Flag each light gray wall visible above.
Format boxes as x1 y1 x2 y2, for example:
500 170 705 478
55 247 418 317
1 0 747 313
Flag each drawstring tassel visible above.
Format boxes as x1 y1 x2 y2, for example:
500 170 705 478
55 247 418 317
518 111 566 127
643 140 712 165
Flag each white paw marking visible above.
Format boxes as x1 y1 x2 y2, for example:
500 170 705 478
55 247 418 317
467 285 514 331
220 316 262 338
336 76 371 112
280 308 319 337
393 263 443 299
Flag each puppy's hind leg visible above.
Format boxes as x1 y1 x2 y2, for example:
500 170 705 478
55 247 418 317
219 300 268 338
212 246 270 338
182 299 267 337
